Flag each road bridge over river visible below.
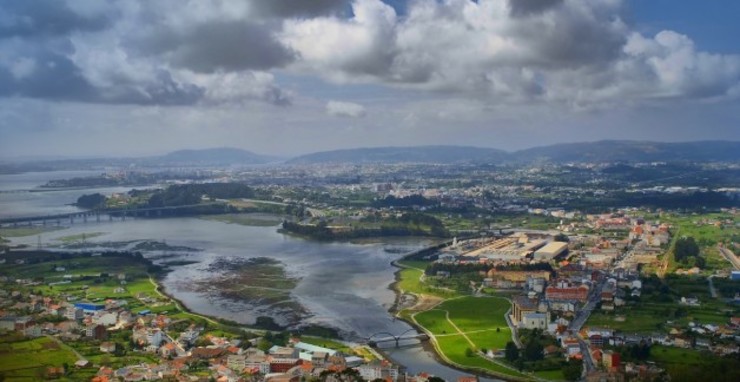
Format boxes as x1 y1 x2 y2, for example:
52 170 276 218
0 203 223 227
366 329 430 348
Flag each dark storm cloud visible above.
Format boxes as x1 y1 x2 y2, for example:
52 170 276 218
0 0 112 38
508 0 564 18
250 0 348 18
0 51 204 106
133 21 295 73
509 11 627 67
0 0 293 106
101 70 206 106
0 50 96 101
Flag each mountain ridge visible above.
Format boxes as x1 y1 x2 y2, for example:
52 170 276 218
287 140 740 164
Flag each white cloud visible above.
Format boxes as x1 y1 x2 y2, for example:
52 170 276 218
280 0 740 107
326 100 367 117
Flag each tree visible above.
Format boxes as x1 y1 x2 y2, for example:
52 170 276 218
76 193 107 209
674 237 700 263
562 358 583 381
554 233 570 242
505 341 520 362
523 338 544 361
465 347 475 357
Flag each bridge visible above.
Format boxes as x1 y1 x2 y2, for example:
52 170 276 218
366 329 430 348
0 203 223 227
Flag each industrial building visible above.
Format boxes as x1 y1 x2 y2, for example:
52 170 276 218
533 241 569 261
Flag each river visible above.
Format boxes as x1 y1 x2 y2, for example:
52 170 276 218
0 171 500 381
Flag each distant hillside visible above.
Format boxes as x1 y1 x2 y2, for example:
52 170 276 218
514 140 740 163
286 145 509 164
156 148 279 165
288 141 740 165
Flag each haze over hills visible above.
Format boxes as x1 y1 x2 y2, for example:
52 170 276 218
0 147 278 174
157 148 281 166
287 140 740 164
2 141 740 174
286 146 509 165
513 140 740 163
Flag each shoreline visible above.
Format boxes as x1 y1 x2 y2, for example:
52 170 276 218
387 243 530 382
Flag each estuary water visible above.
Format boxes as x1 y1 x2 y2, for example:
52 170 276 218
0 171 500 381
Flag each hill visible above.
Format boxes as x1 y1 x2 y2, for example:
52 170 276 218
514 140 740 163
288 141 740 164
155 148 279 165
286 145 509 164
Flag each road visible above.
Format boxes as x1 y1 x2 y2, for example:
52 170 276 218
568 279 604 332
568 277 605 376
708 275 718 298
718 246 740 270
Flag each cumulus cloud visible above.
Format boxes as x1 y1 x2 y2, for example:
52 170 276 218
249 0 348 18
0 0 738 110
507 0 564 18
0 0 293 106
281 0 398 81
0 0 112 38
326 100 367 117
280 0 740 107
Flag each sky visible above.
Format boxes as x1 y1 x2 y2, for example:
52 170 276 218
0 0 739 159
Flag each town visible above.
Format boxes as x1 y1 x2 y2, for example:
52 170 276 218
1 150 739 382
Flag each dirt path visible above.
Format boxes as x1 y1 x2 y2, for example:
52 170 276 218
444 310 476 348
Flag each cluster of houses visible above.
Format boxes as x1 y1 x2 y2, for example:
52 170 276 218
1 285 472 382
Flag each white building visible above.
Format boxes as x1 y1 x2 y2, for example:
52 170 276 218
64 308 83 321
93 312 118 326
521 312 548 330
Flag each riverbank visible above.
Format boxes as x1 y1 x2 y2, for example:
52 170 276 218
388 244 535 382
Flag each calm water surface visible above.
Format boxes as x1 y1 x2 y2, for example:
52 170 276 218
0 171 500 381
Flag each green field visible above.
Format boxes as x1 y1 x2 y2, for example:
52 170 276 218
395 260 459 298
3 254 148 281
415 309 458 335
435 334 529 379
413 296 527 379
440 297 510 333
649 345 706 365
0 337 78 379
534 369 565 381
587 299 735 333
660 212 739 272
200 213 284 227
395 259 528 379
